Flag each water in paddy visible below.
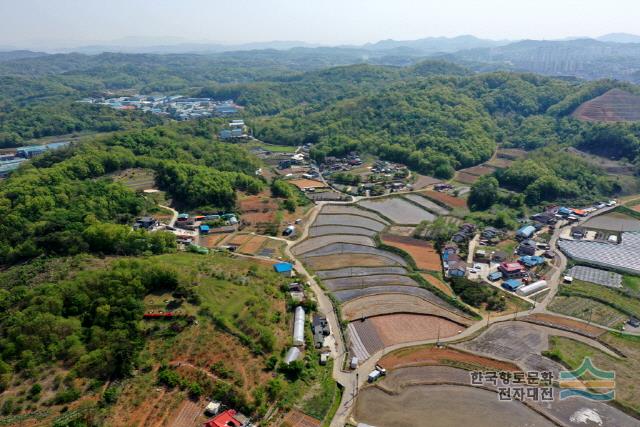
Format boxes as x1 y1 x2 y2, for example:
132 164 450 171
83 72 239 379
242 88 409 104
355 384 555 427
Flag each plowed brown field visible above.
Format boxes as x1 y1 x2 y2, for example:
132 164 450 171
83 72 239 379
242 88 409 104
420 273 453 297
422 190 467 209
381 234 441 271
369 314 464 347
379 346 520 371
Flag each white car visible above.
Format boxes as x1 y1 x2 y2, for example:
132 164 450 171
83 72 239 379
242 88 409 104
468 268 479 274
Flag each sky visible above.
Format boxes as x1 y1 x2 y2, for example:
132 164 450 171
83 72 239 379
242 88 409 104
1 0 639 49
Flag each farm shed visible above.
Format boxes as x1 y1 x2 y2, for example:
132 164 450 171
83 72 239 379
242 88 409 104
516 225 536 240
284 347 301 364
293 306 306 346
274 262 294 276
517 280 548 296
502 279 523 292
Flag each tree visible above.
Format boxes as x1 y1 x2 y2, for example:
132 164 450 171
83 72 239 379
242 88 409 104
468 175 499 211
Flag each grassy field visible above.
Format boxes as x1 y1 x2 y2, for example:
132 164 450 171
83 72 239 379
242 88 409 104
554 280 640 323
549 296 628 329
547 333 640 416
247 140 298 153
300 361 339 422
623 275 640 293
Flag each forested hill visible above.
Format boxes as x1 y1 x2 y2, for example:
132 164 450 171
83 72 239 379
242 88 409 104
0 121 264 265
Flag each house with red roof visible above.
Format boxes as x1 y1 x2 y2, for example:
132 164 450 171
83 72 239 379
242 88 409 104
204 409 243 427
498 262 526 279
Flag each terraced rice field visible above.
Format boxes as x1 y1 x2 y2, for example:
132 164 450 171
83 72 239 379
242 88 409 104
303 254 402 270
315 266 408 279
333 287 468 318
300 243 407 265
322 274 418 291
349 314 464 356
308 225 377 237
422 190 467 209
354 383 555 427
403 194 450 215
358 197 435 224
381 234 441 271
292 235 375 255
320 205 389 223
342 294 472 324
314 214 386 231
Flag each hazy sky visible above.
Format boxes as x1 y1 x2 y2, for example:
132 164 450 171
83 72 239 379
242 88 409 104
1 0 638 48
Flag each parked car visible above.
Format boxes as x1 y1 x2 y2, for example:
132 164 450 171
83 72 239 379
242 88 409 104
628 317 640 328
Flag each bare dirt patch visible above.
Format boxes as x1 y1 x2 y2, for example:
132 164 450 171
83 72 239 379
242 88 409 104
239 235 267 255
370 314 464 346
289 179 327 189
422 190 467 209
461 165 496 176
282 409 322 427
381 233 441 271
200 233 230 248
412 174 441 189
573 88 640 122
497 148 527 160
455 172 480 184
421 273 453 297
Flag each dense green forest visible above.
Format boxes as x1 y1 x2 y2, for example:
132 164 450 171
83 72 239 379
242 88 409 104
0 121 263 264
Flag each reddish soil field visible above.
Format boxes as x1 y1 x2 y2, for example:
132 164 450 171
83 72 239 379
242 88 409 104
289 179 327 189
379 346 520 372
521 313 606 338
370 314 464 346
227 234 253 246
239 235 267 255
239 195 278 213
381 234 441 271
573 88 640 122
282 410 322 427
200 233 229 248
455 172 480 184
420 273 453 297
461 165 496 176
242 210 277 224
632 204 640 213
412 174 441 189
422 190 467 209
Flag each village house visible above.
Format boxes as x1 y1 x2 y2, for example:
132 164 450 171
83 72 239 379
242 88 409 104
498 262 526 279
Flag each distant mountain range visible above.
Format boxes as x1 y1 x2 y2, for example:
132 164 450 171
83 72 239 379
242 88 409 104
442 38 640 82
2 34 640 82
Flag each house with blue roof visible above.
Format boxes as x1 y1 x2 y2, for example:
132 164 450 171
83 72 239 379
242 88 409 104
273 262 294 276
199 225 210 234
487 271 503 281
519 256 545 268
516 225 536 240
502 279 523 292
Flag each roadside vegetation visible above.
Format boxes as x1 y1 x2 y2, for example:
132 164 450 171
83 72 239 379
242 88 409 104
545 333 640 416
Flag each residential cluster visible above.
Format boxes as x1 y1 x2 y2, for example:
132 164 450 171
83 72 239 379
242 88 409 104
319 153 413 196
0 141 70 177
79 95 241 120
219 120 249 139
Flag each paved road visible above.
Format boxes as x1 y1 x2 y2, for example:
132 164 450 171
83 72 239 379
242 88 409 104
159 204 179 227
